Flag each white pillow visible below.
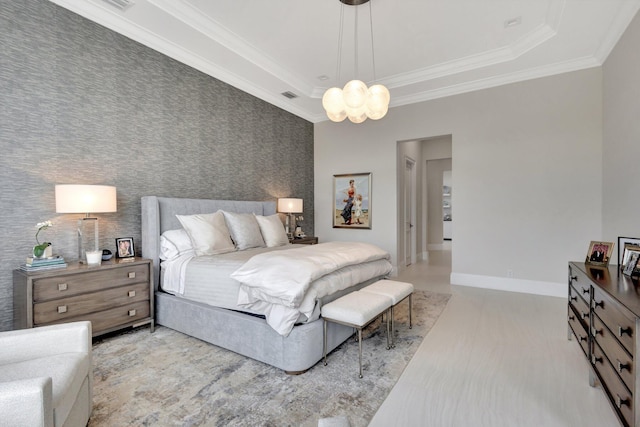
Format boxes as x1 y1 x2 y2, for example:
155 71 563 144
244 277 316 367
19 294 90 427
159 229 194 260
255 214 289 247
222 211 266 250
176 211 235 256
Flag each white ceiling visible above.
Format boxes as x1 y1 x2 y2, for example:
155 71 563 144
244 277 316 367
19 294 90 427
49 0 640 123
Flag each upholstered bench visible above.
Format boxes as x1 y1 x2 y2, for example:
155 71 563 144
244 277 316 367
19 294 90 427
321 291 392 378
361 280 414 348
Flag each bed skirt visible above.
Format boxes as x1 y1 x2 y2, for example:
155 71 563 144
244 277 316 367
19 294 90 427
155 291 356 373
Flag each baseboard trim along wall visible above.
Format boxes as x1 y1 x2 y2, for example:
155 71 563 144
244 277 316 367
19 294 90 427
450 272 566 298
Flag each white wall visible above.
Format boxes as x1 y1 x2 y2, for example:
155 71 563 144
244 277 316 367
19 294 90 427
603 10 640 244
315 68 603 295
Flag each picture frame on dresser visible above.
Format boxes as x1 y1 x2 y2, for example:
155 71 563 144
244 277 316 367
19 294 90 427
585 240 614 266
623 251 640 277
618 236 640 269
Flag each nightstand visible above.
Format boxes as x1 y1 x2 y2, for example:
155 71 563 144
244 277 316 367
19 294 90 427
291 236 318 245
13 257 154 337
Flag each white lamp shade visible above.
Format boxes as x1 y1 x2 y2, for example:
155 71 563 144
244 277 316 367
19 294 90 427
55 185 117 214
277 198 303 213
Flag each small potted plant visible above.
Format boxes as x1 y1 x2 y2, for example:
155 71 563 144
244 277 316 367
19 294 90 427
33 220 53 259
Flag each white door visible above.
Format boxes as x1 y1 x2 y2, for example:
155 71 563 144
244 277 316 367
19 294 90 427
405 159 415 266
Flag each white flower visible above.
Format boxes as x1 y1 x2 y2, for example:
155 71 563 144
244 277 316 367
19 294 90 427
36 220 53 230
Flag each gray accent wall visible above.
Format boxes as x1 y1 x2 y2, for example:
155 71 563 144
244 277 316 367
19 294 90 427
0 1 314 331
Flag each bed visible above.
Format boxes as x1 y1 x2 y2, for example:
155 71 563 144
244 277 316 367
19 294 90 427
141 196 392 373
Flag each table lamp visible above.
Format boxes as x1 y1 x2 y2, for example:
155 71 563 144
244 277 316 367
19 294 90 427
55 185 117 263
277 198 303 238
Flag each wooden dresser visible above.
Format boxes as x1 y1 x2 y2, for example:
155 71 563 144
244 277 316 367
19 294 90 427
13 257 154 337
568 261 640 427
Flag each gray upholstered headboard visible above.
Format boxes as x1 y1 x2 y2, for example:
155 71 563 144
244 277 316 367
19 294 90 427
141 196 277 290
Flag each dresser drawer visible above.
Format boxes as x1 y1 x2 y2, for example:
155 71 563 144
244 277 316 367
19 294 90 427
569 285 590 329
569 267 592 299
568 306 589 356
592 342 633 427
44 301 151 336
593 286 635 355
33 264 149 302
33 282 149 325
593 314 634 393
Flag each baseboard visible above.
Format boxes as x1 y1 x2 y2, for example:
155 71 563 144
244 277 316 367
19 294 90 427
450 272 565 298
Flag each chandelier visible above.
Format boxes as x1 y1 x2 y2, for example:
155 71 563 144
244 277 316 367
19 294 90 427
322 0 390 123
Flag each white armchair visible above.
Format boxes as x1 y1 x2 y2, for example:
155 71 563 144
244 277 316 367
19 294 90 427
0 321 92 427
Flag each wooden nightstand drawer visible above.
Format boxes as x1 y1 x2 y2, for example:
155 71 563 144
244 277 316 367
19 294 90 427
33 264 149 302
53 301 151 336
593 286 635 355
33 282 149 325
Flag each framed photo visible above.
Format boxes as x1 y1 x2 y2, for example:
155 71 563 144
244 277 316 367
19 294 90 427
333 172 372 229
623 251 640 277
585 241 614 266
618 236 640 268
115 237 135 258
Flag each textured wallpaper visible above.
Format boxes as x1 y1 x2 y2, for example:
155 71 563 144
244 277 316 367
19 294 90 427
0 1 314 331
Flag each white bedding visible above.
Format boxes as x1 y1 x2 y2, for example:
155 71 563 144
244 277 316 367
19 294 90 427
233 242 392 335
161 242 392 336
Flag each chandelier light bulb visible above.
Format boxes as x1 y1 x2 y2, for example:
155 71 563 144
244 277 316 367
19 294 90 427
322 87 345 114
342 80 368 109
365 84 390 120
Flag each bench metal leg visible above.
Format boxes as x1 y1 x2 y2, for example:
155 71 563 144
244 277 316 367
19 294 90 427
323 319 328 366
358 328 363 378
386 308 391 350
409 294 413 329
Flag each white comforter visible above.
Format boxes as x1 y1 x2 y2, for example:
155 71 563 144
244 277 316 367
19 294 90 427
232 241 392 335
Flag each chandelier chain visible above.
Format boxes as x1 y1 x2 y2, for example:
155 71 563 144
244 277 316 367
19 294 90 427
369 1 376 83
335 4 344 86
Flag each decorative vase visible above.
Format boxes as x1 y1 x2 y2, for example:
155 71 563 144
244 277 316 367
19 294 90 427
33 244 52 259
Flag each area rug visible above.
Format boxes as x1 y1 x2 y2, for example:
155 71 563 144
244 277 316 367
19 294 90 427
88 290 450 427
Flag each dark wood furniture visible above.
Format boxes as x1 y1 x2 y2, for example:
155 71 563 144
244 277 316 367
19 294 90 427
291 236 318 245
13 257 154 337
568 261 640 427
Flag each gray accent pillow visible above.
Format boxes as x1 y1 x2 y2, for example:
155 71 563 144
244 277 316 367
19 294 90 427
222 211 266 250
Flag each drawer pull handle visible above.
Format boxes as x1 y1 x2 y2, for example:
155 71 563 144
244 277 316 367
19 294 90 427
615 395 630 409
57 305 67 314
592 300 604 309
579 335 587 342
569 275 577 283
581 287 589 294
618 326 633 337
581 311 589 320
57 283 68 291
128 309 136 317
128 290 136 297
591 327 601 336
570 296 577 302
617 360 631 373
591 355 602 365
128 272 136 279
568 314 575 321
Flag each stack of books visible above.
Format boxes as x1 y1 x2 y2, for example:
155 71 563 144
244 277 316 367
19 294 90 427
20 255 67 272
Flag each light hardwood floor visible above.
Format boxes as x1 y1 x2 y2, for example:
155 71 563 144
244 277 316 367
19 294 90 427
369 250 619 427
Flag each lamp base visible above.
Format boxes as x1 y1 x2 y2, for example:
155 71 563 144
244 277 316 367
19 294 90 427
78 217 99 263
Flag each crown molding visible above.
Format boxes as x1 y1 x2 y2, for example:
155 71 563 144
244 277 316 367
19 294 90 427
593 0 640 62
147 0 315 96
